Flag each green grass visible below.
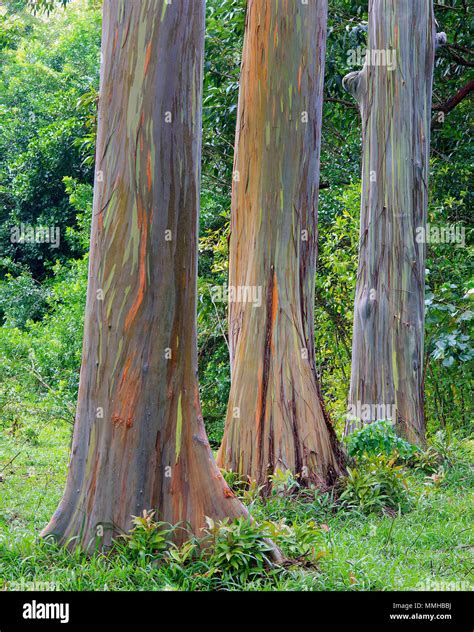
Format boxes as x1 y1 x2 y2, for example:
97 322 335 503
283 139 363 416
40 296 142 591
0 424 472 591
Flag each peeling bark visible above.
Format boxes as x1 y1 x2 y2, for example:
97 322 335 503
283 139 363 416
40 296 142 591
41 0 249 550
344 0 441 445
217 0 344 487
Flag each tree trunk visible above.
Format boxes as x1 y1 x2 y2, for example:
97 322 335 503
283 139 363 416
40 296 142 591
41 0 248 550
344 0 442 445
217 0 344 488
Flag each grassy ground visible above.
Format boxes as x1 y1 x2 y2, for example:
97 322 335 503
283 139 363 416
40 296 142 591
0 423 472 591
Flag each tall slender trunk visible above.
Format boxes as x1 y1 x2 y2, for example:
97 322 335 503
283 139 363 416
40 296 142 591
344 0 443 445
217 0 344 487
41 0 248 550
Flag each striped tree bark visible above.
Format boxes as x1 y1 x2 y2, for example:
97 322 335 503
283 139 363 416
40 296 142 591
41 0 248 550
217 0 344 488
344 0 443 445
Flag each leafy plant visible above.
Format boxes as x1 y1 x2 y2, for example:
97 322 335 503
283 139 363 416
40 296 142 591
269 468 301 496
265 519 326 561
220 467 246 491
201 517 275 583
430 430 464 468
411 447 442 474
120 510 176 562
412 431 471 474
338 454 412 515
219 468 265 507
346 419 419 461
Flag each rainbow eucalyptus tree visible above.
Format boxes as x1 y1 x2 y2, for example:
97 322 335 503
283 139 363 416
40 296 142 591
41 0 249 550
217 0 344 487
343 0 445 445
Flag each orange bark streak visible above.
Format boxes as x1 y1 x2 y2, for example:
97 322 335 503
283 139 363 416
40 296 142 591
146 151 152 191
144 41 153 75
120 356 132 387
270 271 278 352
112 363 140 429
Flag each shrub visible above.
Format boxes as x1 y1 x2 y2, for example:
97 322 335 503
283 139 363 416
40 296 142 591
265 519 326 561
0 269 49 328
120 510 176 562
201 516 275 583
338 454 412 515
429 430 469 468
0 256 87 435
346 420 419 461
119 513 277 585
220 468 247 492
268 468 300 496
410 431 472 474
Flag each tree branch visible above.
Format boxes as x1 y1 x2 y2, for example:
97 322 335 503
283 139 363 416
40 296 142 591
324 97 358 109
448 43 474 57
433 2 471 11
432 78 474 114
446 44 474 67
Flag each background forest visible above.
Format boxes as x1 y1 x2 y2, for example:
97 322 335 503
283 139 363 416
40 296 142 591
0 0 472 591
